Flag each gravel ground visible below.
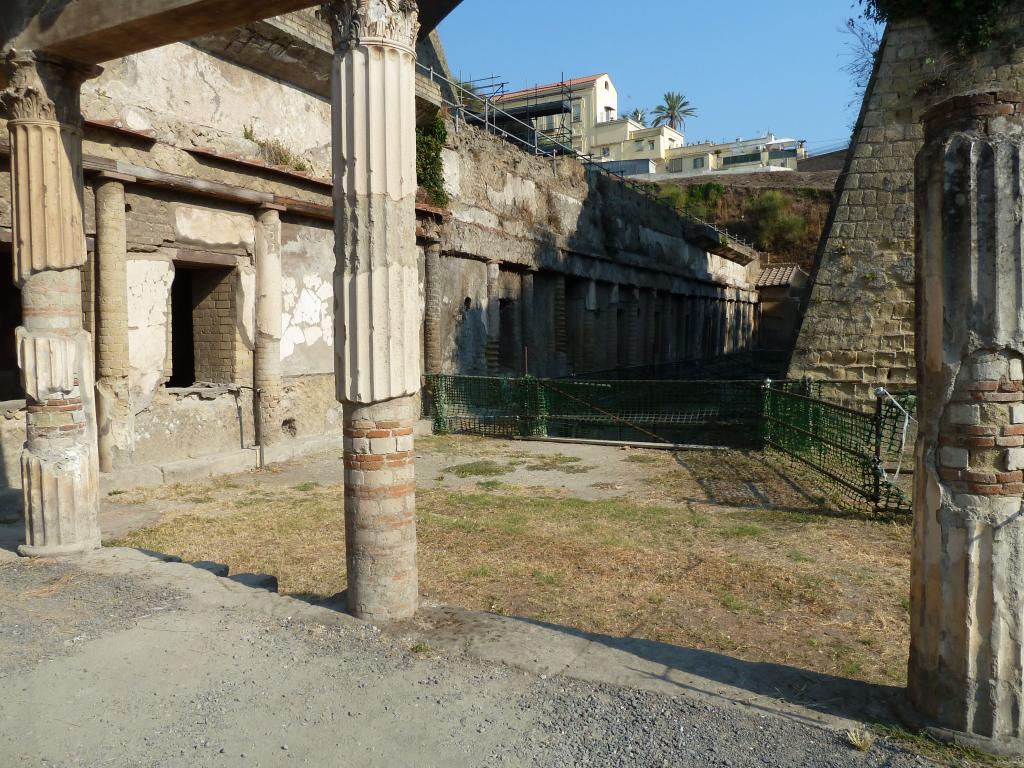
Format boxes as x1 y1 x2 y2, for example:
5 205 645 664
0 545 938 768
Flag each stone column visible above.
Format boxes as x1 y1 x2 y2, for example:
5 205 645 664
2 53 101 556
423 242 443 375
582 279 596 373
520 269 535 375
323 0 420 621
485 260 500 373
94 172 135 472
908 92 1024 755
254 204 285 451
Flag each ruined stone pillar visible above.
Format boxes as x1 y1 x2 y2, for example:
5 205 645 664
521 269 535 374
908 92 1024 755
94 173 135 472
323 0 420 621
626 287 642 368
423 242 443 375
254 205 285 450
2 53 101 556
485 260 500 373
582 279 596 373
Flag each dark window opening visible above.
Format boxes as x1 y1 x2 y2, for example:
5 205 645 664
616 308 627 368
168 268 196 387
0 247 22 400
498 297 519 371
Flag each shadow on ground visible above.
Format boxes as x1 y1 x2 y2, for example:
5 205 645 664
396 605 903 732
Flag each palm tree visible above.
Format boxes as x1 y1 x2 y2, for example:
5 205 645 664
628 108 647 127
652 92 697 132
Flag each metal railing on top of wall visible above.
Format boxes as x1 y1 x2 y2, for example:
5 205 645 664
417 63 753 250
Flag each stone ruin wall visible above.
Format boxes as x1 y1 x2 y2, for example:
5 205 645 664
789 13 1024 405
0 22 760 496
435 119 758 378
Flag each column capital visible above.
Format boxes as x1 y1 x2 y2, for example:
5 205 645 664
257 202 287 214
319 0 420 56
93 171 136 184
0 51 98 124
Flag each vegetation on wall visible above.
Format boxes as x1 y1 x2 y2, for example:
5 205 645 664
654 180 829 269
744 191 807 253
242 124 310 173
416 116 450 208
656 181 724 221
859 0 1009 55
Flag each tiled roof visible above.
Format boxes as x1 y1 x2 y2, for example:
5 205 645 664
756 263 805 288
495 74 607 102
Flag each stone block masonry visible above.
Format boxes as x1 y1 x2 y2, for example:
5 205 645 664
790 13 1024 404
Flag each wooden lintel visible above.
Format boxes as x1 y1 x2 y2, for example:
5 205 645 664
173 249 239 268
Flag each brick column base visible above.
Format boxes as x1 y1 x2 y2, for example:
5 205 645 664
342 395 418 621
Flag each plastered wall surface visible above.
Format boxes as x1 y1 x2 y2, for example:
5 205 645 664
280 221 335 376
82 42 333 177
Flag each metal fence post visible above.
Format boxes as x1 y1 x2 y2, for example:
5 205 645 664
872 389 885 511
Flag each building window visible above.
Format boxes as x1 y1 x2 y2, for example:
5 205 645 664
648 140 655 151
693 157 705 169
635 140 643 151
601 147 610 157
572 103 582 123
167 264 240 388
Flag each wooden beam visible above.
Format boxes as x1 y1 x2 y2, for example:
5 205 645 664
9 0 464 66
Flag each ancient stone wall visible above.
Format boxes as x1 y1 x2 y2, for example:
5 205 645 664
790 13 1024 404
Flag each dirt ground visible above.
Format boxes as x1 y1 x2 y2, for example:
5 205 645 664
108 434 913 689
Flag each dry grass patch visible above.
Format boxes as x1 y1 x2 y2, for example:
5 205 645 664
113 457 911 687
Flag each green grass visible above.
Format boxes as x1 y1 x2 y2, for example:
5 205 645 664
720 592 748 612
870 723 1014 767
719 523 768 540
444 460 512 478
788 549 813 563
293 482 319 492
476 480 507 491
524 454 591 473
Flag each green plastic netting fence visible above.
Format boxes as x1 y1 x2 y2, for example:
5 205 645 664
422 374 912 515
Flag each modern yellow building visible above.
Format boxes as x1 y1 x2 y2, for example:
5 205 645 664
494 73 618 155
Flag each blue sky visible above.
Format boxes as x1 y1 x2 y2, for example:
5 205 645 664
438 0 880 153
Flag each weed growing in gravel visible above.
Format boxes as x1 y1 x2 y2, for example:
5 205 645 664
409 642 433 655
293 482 319 492
844 728 875 751
624 453 660 464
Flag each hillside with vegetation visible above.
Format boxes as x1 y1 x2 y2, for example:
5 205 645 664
650 173 838 271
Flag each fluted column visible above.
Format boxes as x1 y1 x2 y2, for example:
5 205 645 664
323 0 420 621
908 92 1024 755
423 242 443 375
94 172 135 472
2 52 100 556
254 204 285 450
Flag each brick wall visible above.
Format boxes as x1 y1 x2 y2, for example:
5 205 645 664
192 267 237 384
789 13 1024 405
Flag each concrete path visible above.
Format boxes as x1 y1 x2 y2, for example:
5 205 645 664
0 543 935 767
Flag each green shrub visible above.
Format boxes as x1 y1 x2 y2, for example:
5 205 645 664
416 116 449 208
859 0 1008 55
656 181 725 220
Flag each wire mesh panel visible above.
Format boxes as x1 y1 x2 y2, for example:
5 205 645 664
763 384 911 514
423 374 912 515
